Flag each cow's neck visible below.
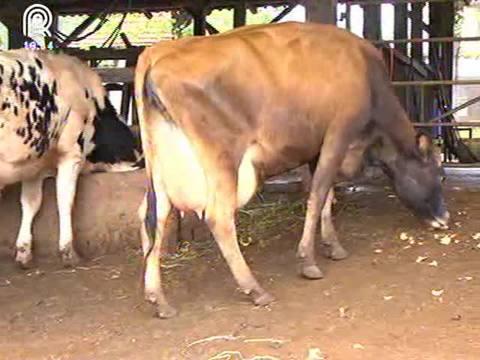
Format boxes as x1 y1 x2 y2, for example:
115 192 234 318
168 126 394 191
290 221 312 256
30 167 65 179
368 130 418 178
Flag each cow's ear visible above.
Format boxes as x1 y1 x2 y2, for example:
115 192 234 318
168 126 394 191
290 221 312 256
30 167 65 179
417 133 433 159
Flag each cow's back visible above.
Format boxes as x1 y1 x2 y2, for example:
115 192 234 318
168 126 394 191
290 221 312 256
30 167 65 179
140 22 383 177
0 50 62 167
0 49 107 185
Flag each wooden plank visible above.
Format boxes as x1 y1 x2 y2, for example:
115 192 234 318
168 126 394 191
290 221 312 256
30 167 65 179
62 47 144 61
95 67 134 83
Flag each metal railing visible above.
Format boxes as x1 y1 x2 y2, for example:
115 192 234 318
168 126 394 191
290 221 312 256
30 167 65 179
391 79 480 125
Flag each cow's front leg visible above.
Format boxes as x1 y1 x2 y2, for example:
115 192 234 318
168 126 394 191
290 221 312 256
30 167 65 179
320 188 348 260
297 127 350 279
15 177 44 268
56 156 82 267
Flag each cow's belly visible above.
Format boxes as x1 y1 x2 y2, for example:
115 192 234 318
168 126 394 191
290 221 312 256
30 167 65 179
0 156 56 186
154 123 208 213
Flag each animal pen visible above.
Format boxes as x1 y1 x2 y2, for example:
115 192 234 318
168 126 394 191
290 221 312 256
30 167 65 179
1 0 480 359
3 0 480 165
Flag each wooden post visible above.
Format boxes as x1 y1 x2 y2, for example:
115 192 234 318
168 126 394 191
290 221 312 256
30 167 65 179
305 0 337 25
233 2 246 28
192 8 206 36
394 3 408 55
411 2 424 62
8 26 24 49
120 57 136 124
410 2 425 124
363 3 381 40
5 9 24 49
394 3 408 108
429 2 454 105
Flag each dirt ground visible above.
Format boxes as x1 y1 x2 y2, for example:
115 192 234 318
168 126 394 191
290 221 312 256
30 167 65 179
1 175 480 360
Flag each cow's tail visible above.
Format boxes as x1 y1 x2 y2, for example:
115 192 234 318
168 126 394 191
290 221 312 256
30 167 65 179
134 56 160 290
136 52 179 290
143 68 176 124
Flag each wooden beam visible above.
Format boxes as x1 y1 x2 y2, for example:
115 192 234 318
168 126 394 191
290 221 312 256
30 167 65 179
48 0 293 15
59 13 98 47
410 2 424 61
62 47 144 61
270 4 295 23
95 67 134 83
394 3 408 54
206 22 219 34
305 0 337 24
233 2 246 28
363 3 381 40
189 6 206 36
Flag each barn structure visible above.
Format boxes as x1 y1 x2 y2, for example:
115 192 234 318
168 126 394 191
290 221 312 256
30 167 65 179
1 1 480 358
1 0 478 163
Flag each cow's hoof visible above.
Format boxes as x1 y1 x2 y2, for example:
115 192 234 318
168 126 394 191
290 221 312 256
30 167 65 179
15 248 33 269
156 304 178 319
301 264 324 279
322 244 349 260
60 249 80 268
252 290 275 306
145 291 159 304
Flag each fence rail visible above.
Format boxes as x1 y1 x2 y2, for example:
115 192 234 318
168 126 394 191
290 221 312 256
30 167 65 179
339 0 458 5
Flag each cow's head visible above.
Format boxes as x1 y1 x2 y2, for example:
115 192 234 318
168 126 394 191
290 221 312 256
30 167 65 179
375 133 449 229
83 96 144 173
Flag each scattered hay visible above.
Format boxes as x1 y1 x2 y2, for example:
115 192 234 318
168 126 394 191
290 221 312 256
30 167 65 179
207 351 280 360
237 198 306 246
187 335 240 348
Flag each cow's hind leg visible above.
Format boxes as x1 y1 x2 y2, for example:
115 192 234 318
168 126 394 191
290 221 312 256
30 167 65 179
140 182 177 318
297 126 351 279
56 156 82 267
320 188 348 260
15 177 44 268
207 207 274 306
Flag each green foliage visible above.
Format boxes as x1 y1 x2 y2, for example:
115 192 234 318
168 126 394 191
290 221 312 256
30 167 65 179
455 6 480 59
59 12 174 49
57 6 283 48
247 6 283 25
207 9 233 32
0 21 7 49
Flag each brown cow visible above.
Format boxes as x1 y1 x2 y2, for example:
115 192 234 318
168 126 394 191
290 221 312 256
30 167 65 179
135 22 449 318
